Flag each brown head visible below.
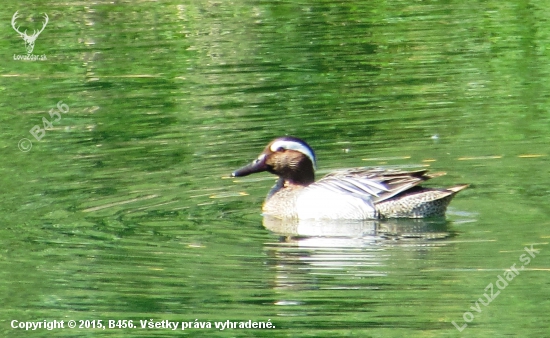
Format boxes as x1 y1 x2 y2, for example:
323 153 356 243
231 136 316 185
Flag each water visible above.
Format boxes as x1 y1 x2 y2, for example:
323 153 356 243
1 1 549 337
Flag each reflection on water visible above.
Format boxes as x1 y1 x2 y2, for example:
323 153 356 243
263 215 452 241
264 217 452 292
264 216 464 328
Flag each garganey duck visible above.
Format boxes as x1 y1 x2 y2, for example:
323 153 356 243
231 136 467 219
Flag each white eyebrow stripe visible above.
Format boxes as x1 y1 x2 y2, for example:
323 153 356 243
270 140 316 169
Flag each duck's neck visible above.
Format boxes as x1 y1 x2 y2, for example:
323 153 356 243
293 161 315 185
274 156 315 186
286 175 314 186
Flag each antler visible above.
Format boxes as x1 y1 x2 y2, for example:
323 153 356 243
11 11 26 36
34 13 49 37
11 12 49 38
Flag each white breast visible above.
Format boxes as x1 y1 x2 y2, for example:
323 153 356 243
295 186 378 220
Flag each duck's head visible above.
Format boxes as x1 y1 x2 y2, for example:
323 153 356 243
231 136 316 185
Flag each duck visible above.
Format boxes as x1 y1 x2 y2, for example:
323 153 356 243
231 136 468 220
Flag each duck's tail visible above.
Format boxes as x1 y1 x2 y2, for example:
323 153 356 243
446 184 469 193
376 184 468 218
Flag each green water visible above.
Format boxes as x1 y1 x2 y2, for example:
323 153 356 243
1 1 549 337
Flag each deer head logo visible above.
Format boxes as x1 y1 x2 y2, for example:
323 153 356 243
11 11 49 54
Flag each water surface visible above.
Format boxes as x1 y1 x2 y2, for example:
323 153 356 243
1 1 549 337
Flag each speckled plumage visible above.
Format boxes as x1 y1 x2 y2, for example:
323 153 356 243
232 136 467 220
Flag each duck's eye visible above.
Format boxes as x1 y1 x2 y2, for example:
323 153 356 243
276 147 285 152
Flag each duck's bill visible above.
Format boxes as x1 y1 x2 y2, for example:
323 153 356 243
231 157 268 177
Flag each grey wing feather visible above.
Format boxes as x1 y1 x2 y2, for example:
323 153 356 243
312 167 440 203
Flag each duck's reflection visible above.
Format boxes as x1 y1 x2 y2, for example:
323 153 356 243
263 215 451 242
263 216 454 295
